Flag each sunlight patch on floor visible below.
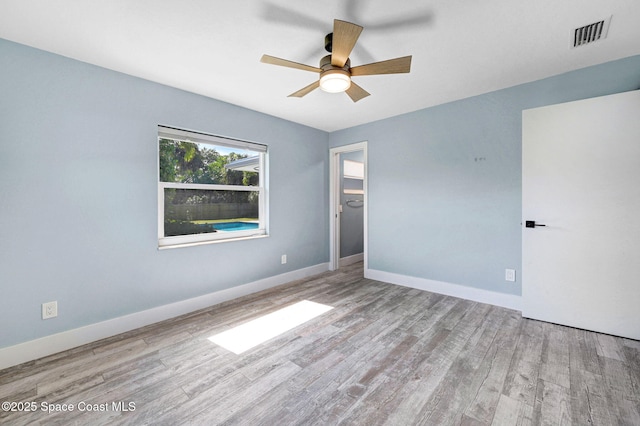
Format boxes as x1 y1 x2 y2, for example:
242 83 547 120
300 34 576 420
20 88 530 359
208 300 333 354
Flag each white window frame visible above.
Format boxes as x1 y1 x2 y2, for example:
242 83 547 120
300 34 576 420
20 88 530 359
157 126 268 249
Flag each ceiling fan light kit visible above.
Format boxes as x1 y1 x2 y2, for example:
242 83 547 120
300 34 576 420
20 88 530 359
319 54 351 93
320 69 351 93
260 19 412 102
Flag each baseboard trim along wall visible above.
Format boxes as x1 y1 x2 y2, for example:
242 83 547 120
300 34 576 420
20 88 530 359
0 263 330 370
339 252 364 267
365 268 522 312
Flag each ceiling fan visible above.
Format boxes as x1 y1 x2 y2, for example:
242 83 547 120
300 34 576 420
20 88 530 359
260 19 412 102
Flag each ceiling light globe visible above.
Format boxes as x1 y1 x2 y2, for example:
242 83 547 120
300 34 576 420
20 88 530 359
319 70 351 93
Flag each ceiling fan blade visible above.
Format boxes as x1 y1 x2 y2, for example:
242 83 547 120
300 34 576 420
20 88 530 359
261 3 327 31
345 82 370 103
364 13 433 31
261 55 321 73
288 81 320 98
350 56 412 76
331 20 363 67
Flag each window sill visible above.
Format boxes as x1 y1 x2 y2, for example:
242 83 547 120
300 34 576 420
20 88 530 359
158 234 269 250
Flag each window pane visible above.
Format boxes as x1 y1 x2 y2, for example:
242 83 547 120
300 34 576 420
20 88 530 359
157 127 267 247
159 139 260 186
164 188 259 237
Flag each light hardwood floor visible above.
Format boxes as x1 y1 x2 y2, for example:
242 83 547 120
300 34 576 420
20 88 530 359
1 263 639 425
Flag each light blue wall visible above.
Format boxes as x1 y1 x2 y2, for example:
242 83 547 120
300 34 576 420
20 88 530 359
0 38 329 349
330 55 640 296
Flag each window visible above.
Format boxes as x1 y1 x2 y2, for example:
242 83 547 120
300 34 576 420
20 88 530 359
158 126 267 248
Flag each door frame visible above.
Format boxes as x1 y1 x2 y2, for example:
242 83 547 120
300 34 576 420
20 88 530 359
329 142 368 271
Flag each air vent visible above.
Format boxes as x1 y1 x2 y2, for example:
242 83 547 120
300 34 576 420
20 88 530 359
572 16 611 48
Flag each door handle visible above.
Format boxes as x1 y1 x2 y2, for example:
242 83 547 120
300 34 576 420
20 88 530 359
525 220 546 228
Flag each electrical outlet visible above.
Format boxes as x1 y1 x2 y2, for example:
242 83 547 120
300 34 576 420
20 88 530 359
505 269 516 282
281 254 287 264
42 301 58 319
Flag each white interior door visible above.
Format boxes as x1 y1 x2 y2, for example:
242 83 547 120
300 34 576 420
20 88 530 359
522 90 640 340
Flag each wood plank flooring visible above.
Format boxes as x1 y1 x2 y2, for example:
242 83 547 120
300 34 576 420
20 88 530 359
1 263 639 425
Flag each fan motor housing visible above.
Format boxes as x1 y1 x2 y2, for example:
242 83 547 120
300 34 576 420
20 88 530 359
319 54 350 72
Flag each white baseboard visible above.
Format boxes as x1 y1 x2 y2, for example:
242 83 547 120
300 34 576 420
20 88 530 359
339 252 364 267
0 263 329 371
365 268 522 312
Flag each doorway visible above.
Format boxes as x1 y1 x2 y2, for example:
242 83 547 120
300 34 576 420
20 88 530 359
329 142 367 271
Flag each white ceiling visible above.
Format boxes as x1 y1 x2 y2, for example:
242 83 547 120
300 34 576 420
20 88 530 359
1 0 639 132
